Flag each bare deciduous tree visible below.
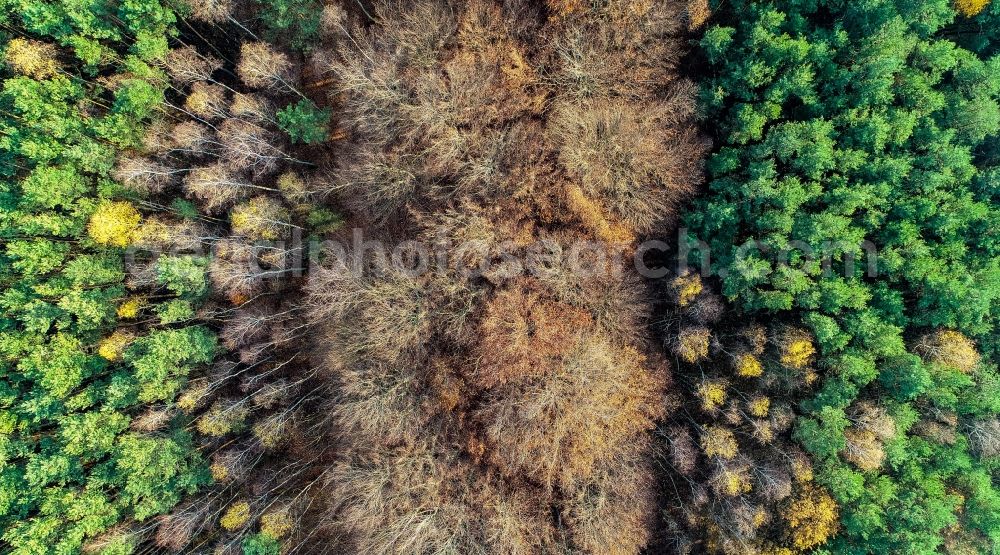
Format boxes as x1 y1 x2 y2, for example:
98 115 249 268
230 92 273 123
968 418 1000 458
219 119 290 177
238 42 298 93
185 82 229 120
155 502 212 552
183 164 254 212
550 97 704 232
476 335 666 492
184 0 233 23
165 46 223 87
172 120 218 153
115 155 180 194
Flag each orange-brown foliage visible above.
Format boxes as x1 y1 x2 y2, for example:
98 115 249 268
299 0 707 553
477 337 667 490
474 279 593 388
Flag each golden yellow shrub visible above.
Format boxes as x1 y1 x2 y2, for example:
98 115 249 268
752 420 775 444
735 353 764 377
98 330 134 361
88 201 142 247
260 509 293 538
759 546 795 555
132 218 171 247
220 501 251 530
791 453 814 483
676 327 711 363
184 82 226 119
672 273 703 307
196 401 248 437
231 196 290 241
252 415 286 449
748 396 770 418
721 471 751 496
784 484 838 550
711 464 752 496
700 425 738 459
231 92 270 122
277 171 309 203
564 182 635 244
697 380 727 412
687 0 711 29
176 381 209 413
5 38 58 78
210 463 230 482
780 329 815 369
752 507 769 528
116 297 146 319
955 0 990 17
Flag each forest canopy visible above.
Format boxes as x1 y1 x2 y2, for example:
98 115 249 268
0 0 998 554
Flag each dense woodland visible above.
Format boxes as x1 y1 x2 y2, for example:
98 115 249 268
0 0 998 554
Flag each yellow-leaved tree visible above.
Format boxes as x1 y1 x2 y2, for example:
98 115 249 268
955 0 990 17
87 201 141 247
779 328 816 369
4 38 58 78
676 326 711 363
784 484 839 550
700 425 739 459
97 330 135 361
220 501 251 530
697 379 728 412
231 196 291 241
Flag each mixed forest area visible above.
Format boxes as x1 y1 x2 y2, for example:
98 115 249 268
1 0 1000 554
